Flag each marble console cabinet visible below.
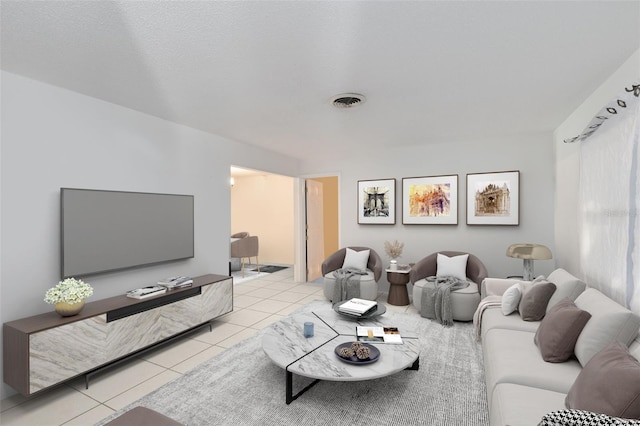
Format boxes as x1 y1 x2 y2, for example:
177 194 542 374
3 274 232 396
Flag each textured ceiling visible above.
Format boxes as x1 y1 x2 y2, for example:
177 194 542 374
2 1 639 161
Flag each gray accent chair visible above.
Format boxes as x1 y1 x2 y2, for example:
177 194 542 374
322 246 382 301
410 250 488 321
229 232 249 272
230 235 259 277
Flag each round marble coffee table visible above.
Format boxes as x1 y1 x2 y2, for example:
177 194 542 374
262 306 420 404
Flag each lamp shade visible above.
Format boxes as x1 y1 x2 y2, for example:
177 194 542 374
506 244 552 260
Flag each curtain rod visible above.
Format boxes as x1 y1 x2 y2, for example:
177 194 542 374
564 82 639 143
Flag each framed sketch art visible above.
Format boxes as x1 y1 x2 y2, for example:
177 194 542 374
402 175 458 225
357 179 396 224
466 170 519 225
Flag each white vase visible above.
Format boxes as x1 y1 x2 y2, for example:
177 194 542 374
389 259 398 270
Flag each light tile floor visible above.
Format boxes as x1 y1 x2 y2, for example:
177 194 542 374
0 267 417 425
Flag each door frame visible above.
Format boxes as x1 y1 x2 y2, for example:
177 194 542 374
293 173 340 283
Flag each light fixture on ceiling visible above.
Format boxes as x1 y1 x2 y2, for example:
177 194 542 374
331 93 366 109
506 243 552 281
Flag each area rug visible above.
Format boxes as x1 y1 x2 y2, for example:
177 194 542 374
252 265 289 274
98 302 489 425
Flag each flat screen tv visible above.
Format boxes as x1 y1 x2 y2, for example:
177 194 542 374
61 188 194 278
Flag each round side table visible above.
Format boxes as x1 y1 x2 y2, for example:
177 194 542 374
386 269 410 306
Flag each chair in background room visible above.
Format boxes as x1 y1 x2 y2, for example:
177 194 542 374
322 246 382 301
231 232 250 239
229 232 250 273
230 235 259 278
410 251 488 321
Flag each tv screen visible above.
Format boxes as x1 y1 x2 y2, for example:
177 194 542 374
61 188 194 278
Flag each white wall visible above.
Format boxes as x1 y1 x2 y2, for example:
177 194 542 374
231 174 295 265
553 49 640 277
0 71 299 399
300 132 556 290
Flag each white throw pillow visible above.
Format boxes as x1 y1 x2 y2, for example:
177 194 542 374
342 248 370 271
501 282 523 315
436 253 469 281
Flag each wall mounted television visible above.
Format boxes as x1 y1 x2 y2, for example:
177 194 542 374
61 188 194 278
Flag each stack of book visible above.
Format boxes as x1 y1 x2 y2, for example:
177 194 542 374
126 286 167 299
157 276 193 290
338 298 378 316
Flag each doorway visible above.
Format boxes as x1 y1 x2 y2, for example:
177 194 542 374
230 167 339 283
230 166 295 269
305 176 339 282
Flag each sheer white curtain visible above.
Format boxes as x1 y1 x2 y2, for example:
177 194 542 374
579 95 639 314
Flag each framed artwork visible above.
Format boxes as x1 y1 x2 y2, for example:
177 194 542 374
466 170 520 225
402 175 458 225
357 179 396 224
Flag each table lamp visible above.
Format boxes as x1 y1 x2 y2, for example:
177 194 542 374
506 244 552 281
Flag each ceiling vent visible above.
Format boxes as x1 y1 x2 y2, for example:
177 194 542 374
331 93 366 109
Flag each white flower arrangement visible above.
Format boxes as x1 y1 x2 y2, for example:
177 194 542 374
384 240 404 259
44 278 93 305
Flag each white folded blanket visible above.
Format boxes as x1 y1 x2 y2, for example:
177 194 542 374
473 295 502 341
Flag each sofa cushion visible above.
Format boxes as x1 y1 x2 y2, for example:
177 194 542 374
573 288 640 366
480 308 539 342
436 253 469 281
534 298 592 363
566 341 640 419
342 248 369 271
482 277 523 298
490 383 566 426
501 282 523 315
519 281 557 321
545 268 587 313
483 328 582 402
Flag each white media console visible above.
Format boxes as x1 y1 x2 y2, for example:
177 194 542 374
3 274 232 396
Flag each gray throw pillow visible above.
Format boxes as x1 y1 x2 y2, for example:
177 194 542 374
519 281 557 321
534 298 592 362
565 341 640 419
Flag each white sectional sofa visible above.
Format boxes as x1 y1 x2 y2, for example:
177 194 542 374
479 268 640 426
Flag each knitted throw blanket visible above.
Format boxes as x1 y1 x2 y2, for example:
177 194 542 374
420 275 469 326
472 295 502 341
332 268 367 302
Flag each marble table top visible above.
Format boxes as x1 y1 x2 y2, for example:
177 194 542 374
262 306 420 382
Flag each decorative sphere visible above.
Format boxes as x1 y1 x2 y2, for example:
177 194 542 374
356 346 371 360
338 347 355 359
